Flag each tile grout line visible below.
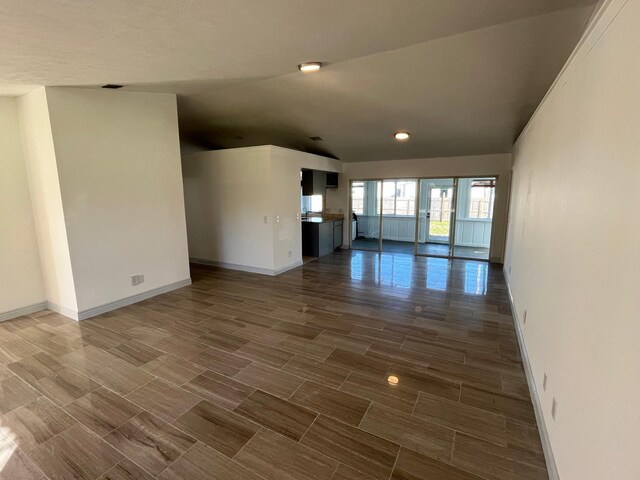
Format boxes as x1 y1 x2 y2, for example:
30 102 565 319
386 443 402 480
231 426 262 461
410 390 420 416
296 414 319 446
153 440 199 478
356 399 374 428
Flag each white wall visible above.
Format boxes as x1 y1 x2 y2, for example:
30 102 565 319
327 153 511 262
183 146 277 273
0 97 46 319
183 145 341 275
43 87 191 314
504 1 640 478
18 88 78 313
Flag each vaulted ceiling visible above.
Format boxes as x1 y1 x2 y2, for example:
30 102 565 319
1 0 596 161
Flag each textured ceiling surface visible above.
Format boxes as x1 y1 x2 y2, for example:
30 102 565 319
1 0 596 161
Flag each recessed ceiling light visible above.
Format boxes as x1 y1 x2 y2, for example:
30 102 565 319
298 62 323 73
394 131 410 141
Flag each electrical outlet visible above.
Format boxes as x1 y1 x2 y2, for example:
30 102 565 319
551 397 558 420
339 208 343 214
131 274 145 286
263 216 268 223
523 310 528 324
288 250 292 258
543 373 548 391
138 274 144 284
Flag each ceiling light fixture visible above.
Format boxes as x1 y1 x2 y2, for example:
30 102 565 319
394 131 410 141
101 84 124 89
298 62 323 73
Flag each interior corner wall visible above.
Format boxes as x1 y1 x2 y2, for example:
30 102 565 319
182 146 277 274
0 96 47 319
504 0 640 478
17 88 78 314
331 153 512 262
42 87 191 315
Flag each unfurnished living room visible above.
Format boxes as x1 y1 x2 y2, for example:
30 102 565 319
0 1 637 479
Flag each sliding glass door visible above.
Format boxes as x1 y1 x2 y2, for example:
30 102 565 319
350 180 381 251
350 176 497 261
452 178 495 260
380 179 417 254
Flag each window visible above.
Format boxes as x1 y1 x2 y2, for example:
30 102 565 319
351 181 364 214
469 179 495 219
301 194 323 213
377 180 416 216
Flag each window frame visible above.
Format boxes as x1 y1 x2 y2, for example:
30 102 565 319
468 179 495 220
351 181 365 215
377 179 416 216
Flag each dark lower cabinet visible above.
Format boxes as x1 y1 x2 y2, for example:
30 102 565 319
302 219 343 257
333 220 343 249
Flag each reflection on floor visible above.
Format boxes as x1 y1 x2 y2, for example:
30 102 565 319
0 250 544 480
417 242 490 260
351 237 382 251
352 238 490 259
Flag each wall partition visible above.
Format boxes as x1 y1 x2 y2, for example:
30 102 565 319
350 176 497 261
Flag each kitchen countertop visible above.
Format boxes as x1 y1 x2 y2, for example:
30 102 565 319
301 216 344 224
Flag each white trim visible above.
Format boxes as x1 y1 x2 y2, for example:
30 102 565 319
0 302 47 322
274 260 303 275
515 0 620 146
504 274 559 480
77 278 192 320
190 258 277 276
47 301 80 320
48 278 192 321
190 258 303 276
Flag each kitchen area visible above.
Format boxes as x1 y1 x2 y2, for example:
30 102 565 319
300 169 346 260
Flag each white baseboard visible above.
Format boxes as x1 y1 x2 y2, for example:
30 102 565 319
49 278 192 321
47 301 81 320
190 258 303 276
0 302 47 322
274 260 303 275
504 273 559 480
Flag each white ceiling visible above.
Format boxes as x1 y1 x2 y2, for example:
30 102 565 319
1 0 596 161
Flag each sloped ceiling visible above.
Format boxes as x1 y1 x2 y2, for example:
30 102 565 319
1 0 596 161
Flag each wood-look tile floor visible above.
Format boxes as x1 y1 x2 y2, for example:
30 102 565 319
0 250 547 480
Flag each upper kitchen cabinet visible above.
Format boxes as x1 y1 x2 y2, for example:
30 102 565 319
301 169 326 195
326 172 338 188
302 170 339 195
